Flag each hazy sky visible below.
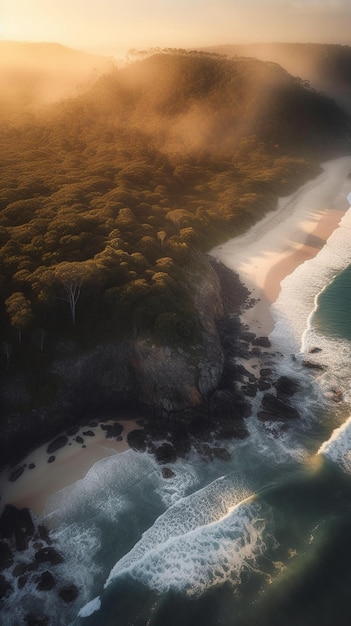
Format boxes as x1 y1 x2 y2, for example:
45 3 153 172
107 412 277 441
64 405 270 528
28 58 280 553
1 0 351 57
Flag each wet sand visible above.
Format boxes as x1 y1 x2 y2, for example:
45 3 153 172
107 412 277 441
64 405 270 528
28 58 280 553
0 420 142 516
211 156 351 337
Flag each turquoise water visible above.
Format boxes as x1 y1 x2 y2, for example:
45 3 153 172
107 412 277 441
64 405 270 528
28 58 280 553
3 209 351 625
314 264 351 340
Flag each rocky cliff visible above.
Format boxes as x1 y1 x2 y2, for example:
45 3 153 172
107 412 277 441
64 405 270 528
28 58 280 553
0 254 248 467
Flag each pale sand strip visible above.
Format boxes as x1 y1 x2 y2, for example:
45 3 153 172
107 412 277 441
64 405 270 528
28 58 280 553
0 420 142 516
211 156 351 336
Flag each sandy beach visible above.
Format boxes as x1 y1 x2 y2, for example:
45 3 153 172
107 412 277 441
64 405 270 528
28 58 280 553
2 157 351 521
0 420 142 516
211 156 351 336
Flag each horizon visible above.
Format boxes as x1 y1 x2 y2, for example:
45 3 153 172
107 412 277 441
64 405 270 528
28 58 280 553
2 0 351 61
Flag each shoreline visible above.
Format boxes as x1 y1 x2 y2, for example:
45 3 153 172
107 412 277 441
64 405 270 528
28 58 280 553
2 156 351 521
211 156 351 337
0 419 142 516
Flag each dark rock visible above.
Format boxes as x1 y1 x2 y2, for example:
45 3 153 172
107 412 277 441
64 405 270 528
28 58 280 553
127 429 146 452
82 430 95 437
240 331 256 343
75 436 84 444
9 465 25 482
105 422 123 439
28 463 35 470
82 444 86 448
215 420 249 440
117 435 123 441
161 468 175 479
260 368 272 377
258 393 300 421
0 506 35 551
12 562 29 577
258 379 271 391
25 614 49 626
188 416 213 441
58 584 79 603
34 547 64 565
46 436 68 454
36 570 56 591
154 443 177 465
18 574 28 589
0 573 12 599
308 346 322 354
38 524 52 545
0 541 13 570
88 421 98 428
47 455 55 464
252 336 271 348
276 375 299 397
212 447 231 461
302 360 326 370
66 425 80 436
241 384 257 397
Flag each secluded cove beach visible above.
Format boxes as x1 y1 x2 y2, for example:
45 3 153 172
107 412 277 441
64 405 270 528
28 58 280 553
0 420 142 516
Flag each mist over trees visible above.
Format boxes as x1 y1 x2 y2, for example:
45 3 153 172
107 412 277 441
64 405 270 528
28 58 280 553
0 48 350 381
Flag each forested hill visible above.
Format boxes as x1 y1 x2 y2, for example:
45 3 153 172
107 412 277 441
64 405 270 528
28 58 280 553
0 50 350 395
200 44 351 113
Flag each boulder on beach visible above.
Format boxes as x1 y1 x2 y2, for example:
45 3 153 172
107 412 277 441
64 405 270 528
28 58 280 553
46 435 68 454
252 336 271 348
127 429 146 451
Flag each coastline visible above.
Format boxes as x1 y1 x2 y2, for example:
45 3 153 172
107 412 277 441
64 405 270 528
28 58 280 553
0 420 142 516
211 156 351 337
2 156 351 522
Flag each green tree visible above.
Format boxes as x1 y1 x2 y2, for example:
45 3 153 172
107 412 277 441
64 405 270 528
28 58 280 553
5 291 33 341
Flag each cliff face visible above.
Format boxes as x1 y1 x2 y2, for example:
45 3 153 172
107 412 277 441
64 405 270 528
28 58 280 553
132 257 225 416
0 254 240 466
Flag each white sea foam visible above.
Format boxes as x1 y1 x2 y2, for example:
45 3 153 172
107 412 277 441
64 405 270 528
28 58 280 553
270 203 351 357
105 497 273 596
78 596 102 617
92 473 275 600
317 415 351 474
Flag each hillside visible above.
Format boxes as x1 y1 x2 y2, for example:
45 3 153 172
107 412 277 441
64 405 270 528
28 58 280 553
200 43 351 113
0 41 114 119
0 49 350 440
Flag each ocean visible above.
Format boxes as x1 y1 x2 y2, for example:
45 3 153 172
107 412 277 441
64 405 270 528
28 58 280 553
2 187 351 625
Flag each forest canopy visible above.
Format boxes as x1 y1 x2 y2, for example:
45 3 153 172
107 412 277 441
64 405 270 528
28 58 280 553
1 49 350 371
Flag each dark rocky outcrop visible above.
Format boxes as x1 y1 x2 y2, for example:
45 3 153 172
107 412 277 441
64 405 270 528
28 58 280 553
161 467 175 479
252 336 271 348
275 376 299 397
0 573 12 599
153 443 178 465
0 505 35 551
302 360 326 370
0 541 13 570
258 393 300 421
127 429 147 452
34 547 64 565
104 422 123 439
46 435 68 454
9 465 25 482
36 570 56 591
58 584 79 603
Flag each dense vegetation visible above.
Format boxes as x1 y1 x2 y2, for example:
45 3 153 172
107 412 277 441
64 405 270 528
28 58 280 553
201 43 351 113
1 49 350 388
